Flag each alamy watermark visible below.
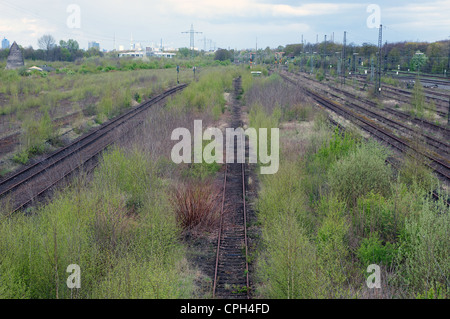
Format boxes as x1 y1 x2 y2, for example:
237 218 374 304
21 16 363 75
366 264 381 289
171 120 279 174
366 4 381 29
66 264 81 289
66 4 81 29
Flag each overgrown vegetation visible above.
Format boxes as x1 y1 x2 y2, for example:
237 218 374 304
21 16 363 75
0 147 194 298
253 76 449 299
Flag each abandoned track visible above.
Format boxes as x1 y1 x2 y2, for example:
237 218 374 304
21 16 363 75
213 76 250 299
297 72 449 135
280 72 450 182
0 84 187 215
304 77 450 156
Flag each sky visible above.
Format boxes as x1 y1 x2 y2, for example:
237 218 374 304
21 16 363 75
0 0 449 51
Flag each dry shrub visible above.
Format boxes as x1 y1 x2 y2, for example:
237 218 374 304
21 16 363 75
172 179 221 236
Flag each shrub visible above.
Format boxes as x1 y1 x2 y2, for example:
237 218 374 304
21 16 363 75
357 232 397 267
396 194 450 297
328 141 392 207
398 150 438 193
353 192 399 241
315 196 351 297
256 213 326 299
171 179 221 235
304 128 356 204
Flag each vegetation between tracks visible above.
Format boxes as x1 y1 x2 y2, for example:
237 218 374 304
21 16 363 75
251 76 449 299
0 65 257 299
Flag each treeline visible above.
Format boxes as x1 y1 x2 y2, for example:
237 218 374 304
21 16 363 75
282 40 450 75
0 35 103 63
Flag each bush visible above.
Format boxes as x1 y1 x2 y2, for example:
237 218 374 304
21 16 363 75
357 232 397 267
398 150 438 193
328 141 392 207
396 194 450 297
0 147 194 299
315 196 351 297
304 129 356 204
171 179 221 235
257 212 326 299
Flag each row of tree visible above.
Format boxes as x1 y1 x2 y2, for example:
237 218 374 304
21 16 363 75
0 35 104 62
282 40 450 75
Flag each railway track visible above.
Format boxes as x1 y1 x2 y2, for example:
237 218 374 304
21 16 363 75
380 86 448 117
213 76 250 299
323 107 449 205
306 80 450 157
293 71 449 137
351 75 449 117
0 84 187 215
0 111 83 160
280 72 450 182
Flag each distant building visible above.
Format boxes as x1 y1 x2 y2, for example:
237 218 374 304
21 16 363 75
118 50 144 58
2 38 10 50
88 41 100 50
145 47 176 59
5 42 24 70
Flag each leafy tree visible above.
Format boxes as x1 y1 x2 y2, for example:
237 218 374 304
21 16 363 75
84 47 103 58
214 49 231 61
410 51 428 75
177 47 190 58
59 39 79 52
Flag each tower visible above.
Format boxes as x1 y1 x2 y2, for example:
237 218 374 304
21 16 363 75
376 24 383 94
342 31 347 85
182 24 202 57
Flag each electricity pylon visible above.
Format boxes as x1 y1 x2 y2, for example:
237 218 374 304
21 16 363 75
182 24 202 57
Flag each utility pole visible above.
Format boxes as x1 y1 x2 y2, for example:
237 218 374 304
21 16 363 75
384 41 388 76
182 24 202 57
448 98 450 126
324 35 327 74
256 37 258 65
447 36 450 78
376 24 383 94
371 57 374 82
342 31 347 85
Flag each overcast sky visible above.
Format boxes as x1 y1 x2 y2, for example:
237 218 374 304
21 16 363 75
1 0 449 51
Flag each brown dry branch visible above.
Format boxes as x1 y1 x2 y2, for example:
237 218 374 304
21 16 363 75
171 179 222 237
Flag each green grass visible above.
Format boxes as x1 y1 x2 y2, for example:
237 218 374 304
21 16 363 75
0 147 195 299
253 99 449 299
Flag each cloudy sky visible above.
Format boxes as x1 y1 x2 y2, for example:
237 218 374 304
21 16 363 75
0 0 449 51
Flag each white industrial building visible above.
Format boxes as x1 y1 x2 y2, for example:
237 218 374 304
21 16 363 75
117 50 145 58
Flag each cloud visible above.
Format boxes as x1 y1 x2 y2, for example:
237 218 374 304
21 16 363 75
162 0 364 20
0 17 56 39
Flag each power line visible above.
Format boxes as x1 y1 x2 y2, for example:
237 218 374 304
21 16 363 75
182 24 202 56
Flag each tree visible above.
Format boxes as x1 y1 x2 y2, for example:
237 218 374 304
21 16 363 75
38 35 56 61
38 35 56 51
59 39 79 52
214 49 231 61
410 51 428 76
177 47 190 58
59 39 82 61
84 47 103 58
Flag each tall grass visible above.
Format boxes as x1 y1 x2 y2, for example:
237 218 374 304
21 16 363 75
0 147 195 299
253 93 449 299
